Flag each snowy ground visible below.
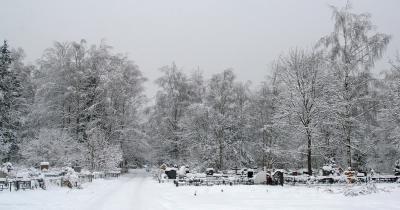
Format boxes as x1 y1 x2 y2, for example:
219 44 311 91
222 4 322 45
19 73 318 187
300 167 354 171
1 169 400 210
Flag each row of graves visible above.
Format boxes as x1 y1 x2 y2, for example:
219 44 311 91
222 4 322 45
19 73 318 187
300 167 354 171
157 159 400 187
0 162 122 192
157 164 284 187
284 159 400 185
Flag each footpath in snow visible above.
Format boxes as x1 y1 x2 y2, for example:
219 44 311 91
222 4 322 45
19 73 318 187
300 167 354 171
1 169 400 210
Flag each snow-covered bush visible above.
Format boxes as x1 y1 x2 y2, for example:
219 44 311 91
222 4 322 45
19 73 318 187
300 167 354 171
62 167 80 188
343 184 379 196
0 162 13 177
83 129 123 171
20 129 83 167
0 139 11 162
178 166 188 178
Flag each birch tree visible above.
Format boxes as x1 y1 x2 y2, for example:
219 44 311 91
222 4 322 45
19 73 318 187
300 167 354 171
318 3 390 167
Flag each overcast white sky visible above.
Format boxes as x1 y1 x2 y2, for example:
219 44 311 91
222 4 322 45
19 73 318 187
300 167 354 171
1 0 400 98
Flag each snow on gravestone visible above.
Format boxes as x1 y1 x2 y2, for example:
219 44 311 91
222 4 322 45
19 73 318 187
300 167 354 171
254 171 267 184
178 166 187 178
165 167 177 179
40 162 49 171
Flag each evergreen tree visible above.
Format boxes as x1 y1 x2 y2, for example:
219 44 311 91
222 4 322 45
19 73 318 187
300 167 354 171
0 40 23 162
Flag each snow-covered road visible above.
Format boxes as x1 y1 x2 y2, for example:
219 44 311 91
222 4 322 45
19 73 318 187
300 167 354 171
1 169 400 210
88 169 165 210
0 169 162 210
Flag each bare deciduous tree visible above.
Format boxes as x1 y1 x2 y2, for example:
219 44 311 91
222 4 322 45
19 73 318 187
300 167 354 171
276 49 326 174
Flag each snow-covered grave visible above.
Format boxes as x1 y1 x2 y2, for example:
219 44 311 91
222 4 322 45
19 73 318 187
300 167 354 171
1 169 400 210
0 163 122 192
158 165 368 187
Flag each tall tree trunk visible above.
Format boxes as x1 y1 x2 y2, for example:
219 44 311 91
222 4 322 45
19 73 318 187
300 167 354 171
76 97 80 142
219 139 223 170
346 129 352 167
306 129 312 175
217 129 223 170
344 72 352 167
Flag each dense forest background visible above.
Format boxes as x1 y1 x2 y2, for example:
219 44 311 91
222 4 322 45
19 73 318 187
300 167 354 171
1 4 399 174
